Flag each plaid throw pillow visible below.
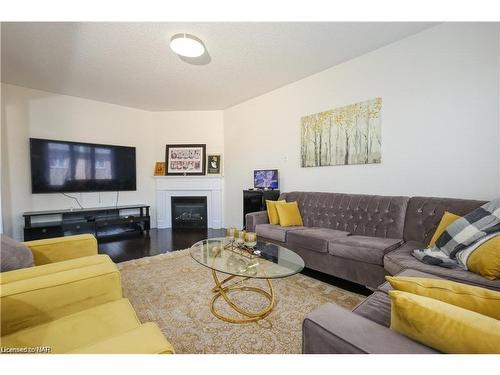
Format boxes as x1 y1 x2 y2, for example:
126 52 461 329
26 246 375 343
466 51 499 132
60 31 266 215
433 199 500 259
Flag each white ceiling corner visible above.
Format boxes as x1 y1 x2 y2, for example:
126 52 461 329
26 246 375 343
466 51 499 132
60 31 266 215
1 22 437 111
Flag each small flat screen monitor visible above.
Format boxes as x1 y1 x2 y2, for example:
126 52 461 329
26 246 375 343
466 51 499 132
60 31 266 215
254 169 278 189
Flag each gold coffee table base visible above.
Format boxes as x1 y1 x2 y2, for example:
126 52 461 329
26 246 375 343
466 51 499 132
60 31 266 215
210 270 275 324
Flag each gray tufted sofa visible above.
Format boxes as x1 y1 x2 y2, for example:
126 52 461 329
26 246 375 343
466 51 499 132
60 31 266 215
245 191 499 290
302 195 500 354
246 192 500 353
246 191 500 354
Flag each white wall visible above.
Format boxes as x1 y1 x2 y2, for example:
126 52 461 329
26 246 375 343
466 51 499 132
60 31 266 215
1 84 223 240
0 81 3 234
224 23 500 227
2 23 499 236
0 78 3 235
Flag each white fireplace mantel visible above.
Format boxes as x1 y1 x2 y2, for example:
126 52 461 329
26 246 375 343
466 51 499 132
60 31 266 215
154 176 224 229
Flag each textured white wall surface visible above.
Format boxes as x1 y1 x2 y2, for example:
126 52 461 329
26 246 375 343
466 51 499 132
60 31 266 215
1 22 435 110
224 23 500 227
2 23 499 237
1 84 223 239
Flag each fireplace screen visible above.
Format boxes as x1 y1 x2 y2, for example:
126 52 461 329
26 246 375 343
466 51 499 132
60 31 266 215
171 196 208 229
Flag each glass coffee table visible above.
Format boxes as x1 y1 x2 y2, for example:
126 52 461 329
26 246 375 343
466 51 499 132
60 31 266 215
190 237 305 324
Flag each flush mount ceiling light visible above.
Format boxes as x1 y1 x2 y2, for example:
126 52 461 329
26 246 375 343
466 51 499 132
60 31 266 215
170 33 205 57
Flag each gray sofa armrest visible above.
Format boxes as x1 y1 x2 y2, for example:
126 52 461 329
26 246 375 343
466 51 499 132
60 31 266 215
302 303 437 354
245 211 269 232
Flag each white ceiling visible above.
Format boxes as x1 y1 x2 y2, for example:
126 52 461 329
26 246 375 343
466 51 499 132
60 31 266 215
1 22 437 111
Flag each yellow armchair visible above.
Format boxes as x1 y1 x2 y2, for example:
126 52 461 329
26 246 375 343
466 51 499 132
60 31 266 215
2 234 119 334
1 234 174 354
24 233 98 265
1 254 121 335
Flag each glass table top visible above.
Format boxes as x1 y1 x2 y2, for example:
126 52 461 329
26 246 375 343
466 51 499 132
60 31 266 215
189 237 305 279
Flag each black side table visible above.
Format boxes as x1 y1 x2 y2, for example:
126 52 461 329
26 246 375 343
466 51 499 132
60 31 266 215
243 189 280 228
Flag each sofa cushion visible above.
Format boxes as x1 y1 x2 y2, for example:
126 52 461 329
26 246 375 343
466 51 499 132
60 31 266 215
384 241 500 291
255 224 305 243
0 253 113 284
386 276 500 320
466 235 500 280
428 211 460 248
1 255 122 336
0 235 34 272
266 200 285 225
378 269 439 293
355 267 488 330
25 234 98 265
389 290 500 354
69 322 175 354
0 298 140 353
275 201 304 227
328 236 403 266
287 227 350 253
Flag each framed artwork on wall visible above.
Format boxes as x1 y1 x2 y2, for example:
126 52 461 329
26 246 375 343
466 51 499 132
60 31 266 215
207 154 222 175
165 144 206 175
301 97 382 167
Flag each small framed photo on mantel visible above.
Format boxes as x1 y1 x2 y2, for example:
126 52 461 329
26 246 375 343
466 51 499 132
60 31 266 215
165 144 206 176
154 162 165 176
207 154 222 176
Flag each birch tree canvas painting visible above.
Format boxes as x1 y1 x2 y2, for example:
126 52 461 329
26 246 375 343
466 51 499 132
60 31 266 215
301 98 382 167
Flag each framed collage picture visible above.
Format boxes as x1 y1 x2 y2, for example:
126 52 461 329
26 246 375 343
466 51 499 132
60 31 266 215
165 144 206 175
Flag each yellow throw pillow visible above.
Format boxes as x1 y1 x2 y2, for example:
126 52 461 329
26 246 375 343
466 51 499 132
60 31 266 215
389 290 500 354
428 211 460 247
275 201 303 227
386 276 500 320
467 236 500 280
266 200 285 225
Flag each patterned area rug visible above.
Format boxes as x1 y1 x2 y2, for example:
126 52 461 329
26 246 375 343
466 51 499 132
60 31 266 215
118 249 365 354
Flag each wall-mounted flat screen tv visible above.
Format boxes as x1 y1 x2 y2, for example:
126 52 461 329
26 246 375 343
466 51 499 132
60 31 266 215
30 138 136 193
254 169 279 189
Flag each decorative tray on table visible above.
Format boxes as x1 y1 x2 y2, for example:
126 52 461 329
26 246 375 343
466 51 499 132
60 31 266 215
223 239 260 259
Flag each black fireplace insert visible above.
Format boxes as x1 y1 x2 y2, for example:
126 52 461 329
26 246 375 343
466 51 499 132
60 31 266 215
171 196 208 229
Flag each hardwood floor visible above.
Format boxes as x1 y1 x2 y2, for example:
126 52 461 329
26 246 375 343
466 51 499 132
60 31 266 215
99 228 371 296
98 227 225 263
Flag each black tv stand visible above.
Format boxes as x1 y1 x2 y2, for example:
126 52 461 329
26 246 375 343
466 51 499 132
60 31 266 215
23 204 150 241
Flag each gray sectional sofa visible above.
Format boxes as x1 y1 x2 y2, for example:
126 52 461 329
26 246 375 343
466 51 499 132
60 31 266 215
246 191 500 353
246 191 499 290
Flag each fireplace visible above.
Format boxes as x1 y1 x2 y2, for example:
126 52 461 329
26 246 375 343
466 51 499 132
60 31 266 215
171 196 208 229
155 176 223 229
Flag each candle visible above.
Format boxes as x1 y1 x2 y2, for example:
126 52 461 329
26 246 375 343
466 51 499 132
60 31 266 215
226 227 237 238
235 230 246 245
209 245 218 256
245 232 256 242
